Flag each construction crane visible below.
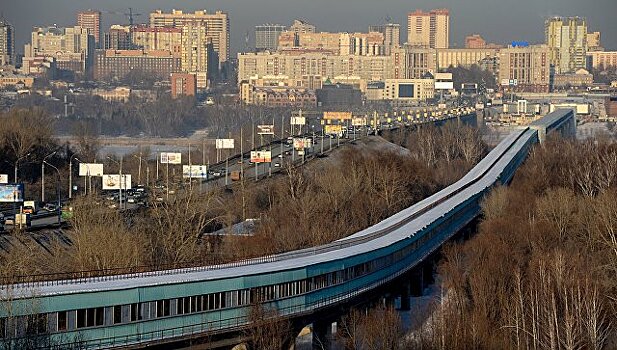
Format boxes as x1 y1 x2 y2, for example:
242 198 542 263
103 8 142 26
125 8 142 26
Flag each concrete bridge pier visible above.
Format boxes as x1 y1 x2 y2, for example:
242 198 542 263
399 280 411 311
312 320 335 350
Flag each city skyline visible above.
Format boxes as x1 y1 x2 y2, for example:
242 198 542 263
3 0 616 57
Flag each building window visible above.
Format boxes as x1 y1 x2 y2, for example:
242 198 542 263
57 311 68 331
156 300 171 318
113 306 122 324
130 303 141 322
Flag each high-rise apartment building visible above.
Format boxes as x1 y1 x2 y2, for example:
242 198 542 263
255 24 286 52
132 26 182 56
289 19 315 34
149 9 230 64
181 25 217 85
277 31 385 56
26 26 94 75
586 32 602 52
369 23 400 55
77 10 101 48
94 49 181 80
499 44 551 93
104 25 132 50
545 17 587 74
0 20 15 66
587 51 617 69
407 9 449 49
238 51 404 86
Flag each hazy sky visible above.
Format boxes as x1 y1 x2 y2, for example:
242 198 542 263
3 0 616 55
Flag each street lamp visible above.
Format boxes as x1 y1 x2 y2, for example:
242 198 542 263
41 151 57 203
133 153 143 185
73 157 92 195
42 160 62 226
107 156 123 210
13 153 31 183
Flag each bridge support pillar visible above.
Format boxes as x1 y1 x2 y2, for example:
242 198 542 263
423 260 435 286
312 321 333 350
410 268 424 297
400 281 411 311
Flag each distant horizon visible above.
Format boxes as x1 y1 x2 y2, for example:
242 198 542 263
4 0 616 56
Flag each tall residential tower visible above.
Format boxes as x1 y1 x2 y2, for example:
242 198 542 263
77 10 102 48
545 16 587 73
0 20 14 66
407 9 449 49
255 24 286 52
149 9 230 64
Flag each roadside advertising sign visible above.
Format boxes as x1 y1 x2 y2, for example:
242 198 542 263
183 165 208 179
323 111 352 121
290 117 306 125
352 117 366 126
78 163 104 177
293 138 313 150
215 139 235 149
0 174 8 184
501 79 510 86
0 184 24 203
160 153 182 164
102 175 132 190
250 151 272 163
325 125 343 134
257 125 275 135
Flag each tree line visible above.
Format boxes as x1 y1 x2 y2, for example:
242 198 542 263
410 136 617 349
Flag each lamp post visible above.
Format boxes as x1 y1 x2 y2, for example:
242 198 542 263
43 161 62 226
107 156 123 210
133 153 143 185
13 153 31 183
68 157 83 199
41 151 57 203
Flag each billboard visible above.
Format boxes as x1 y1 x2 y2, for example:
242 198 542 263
160 153 182 164
435 82 454 90
0 184 24 203
352 117 367 126
250 151 272 163
215 139 235 149
257 125 275 135
102 175 132 190
182 165 208 179
501 79 510 86
0 174 8 184
293 138 313 150
323 111 352 120
290 116 306 125
78 163 104 177
325 125 343 134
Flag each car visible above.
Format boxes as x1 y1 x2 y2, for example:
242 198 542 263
0 213 5 225
43 203 57 212
22 206 36 214
274 163 281 168
127 197 136 204
277 154 283 158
